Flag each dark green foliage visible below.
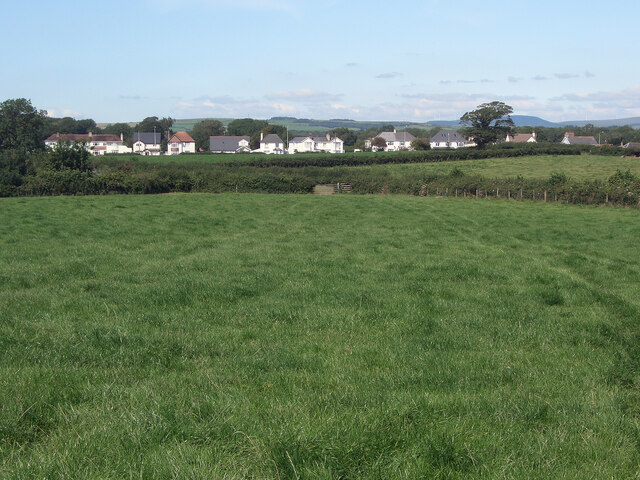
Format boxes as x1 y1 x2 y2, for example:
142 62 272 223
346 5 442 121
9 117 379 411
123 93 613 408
226 118 269 137
411 138 431 150
43 141 91 172
102 123 133 146
460 101 515 148
329 127 357 145
190 119 225 151
0 98 46 153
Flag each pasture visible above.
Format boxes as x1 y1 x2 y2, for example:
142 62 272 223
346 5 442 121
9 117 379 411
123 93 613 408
1 194 639 478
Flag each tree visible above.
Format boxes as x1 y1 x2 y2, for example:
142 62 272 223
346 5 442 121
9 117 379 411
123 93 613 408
0 98 47 153
459 101 514 148
330 127 357 146
44 141 91 172
371 136 387 151
103 123 133 145
136 116 173 140
411 138 431 150
227 118 269 137
191 120 225 151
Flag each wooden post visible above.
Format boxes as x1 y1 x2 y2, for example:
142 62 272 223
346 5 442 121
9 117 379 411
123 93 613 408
497 188 499 198
464 190 467 198
446 188 448 196
508 190 511 199
436 187 439 196
476 189 478 199
606 193 609 203
455 189 458 197
544 191 547 202
520 189 523 199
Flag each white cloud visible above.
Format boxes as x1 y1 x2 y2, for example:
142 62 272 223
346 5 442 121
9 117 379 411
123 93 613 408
45 107 82 118
376 72 402 79
264 89 343 102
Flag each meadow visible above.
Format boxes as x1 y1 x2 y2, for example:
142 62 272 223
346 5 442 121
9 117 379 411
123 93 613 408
1 193 639 478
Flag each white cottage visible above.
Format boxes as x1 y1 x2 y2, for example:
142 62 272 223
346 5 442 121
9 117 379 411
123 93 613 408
45 132 132 155
288 134 344 154
167 131 196 155
258 133 285 154
429 130 469 149
133 132 162 155
365 129 415 151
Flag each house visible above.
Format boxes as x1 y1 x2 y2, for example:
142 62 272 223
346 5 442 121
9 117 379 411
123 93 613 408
44 132 132 155
622 142 640 149
133 132 162 155
288 134 344 154
506 131 537 143
209 136 251 153
561 132 598 146
167 131 196 155
258 133 285 154
364 129 415 151
429 130 469 149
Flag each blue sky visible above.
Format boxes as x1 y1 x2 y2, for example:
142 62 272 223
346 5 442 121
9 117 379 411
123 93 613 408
3 0 639 123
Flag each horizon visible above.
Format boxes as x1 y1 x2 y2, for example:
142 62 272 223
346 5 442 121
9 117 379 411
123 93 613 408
3 0 639 123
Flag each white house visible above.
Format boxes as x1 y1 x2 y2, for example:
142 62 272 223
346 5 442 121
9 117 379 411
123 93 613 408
258 133 285 154
365 129 415 151
506 132 537 143
429 130 469 149
133 132 162 155
288 134 344 154
209 136 251 153
167 131 196 155
561 132 598 146
45 132 132 155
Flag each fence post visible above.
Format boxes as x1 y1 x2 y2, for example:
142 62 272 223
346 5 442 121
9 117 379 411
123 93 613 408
508 190 511 199
544 191 547 202
446 187 448 196
455 189 458 197
606 193 609 203
497 188 499 198
476 189 478 199
520 189 523 199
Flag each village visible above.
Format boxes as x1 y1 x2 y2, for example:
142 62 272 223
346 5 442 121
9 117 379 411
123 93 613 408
43 126 634 157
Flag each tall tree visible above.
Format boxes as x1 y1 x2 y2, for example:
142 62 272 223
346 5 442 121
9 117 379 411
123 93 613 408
135 116 173 140
0 98 47 153
460 101 514 148
191 120 225 151
227 118 269 137
103 123 134 145
330 127 357 146
249 124 287 150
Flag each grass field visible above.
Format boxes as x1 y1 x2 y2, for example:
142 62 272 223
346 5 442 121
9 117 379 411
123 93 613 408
111 153 640 181
1 194 639 478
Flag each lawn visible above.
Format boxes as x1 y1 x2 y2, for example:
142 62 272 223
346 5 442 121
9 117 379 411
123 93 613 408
338 154 640 181
1 194 638 478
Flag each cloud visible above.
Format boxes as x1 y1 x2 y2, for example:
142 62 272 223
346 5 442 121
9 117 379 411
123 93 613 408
119 95 146 101
376 72 402 79
532 75 547 81
550 85 640 103
508 76 523 83
45 107 82 118
440 78 494 85
584 71 595 78
554 72 580 79
346 62 358 67
264 88 343 102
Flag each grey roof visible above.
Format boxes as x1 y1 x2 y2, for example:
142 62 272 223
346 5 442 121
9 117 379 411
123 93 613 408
209 136 250 152
375 131 415 142
133 132 161 144
289 137 308 143
261 134 283 144
290 136 342 143
565 135 598 145
430 130 468 143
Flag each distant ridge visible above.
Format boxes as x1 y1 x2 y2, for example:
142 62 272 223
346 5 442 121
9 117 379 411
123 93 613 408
427 115 640 128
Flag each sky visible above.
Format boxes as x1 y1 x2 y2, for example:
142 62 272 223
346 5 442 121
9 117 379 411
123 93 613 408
3 0 640 123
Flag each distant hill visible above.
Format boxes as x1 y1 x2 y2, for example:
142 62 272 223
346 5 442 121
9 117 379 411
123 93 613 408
556 117 640 128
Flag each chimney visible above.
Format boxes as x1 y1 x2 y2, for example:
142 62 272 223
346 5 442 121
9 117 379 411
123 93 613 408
326 133 331 141
120 132 123 142
393 128 396 133
532 131 536 139
260 132 264 141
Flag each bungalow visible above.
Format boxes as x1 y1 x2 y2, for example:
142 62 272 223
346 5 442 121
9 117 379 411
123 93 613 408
561 132 598 146
45 132 132 155
288 134 344 154
209 136 251 153
430 130 469 149
258 133 285 154
167 131 196 155
506 131 537 143
365 129 415 151
133 132 162 155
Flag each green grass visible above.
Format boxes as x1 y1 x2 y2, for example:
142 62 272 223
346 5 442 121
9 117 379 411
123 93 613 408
1 194 639 478
337 154 640 181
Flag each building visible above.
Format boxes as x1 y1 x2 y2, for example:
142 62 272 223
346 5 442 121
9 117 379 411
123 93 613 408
506 131 537 143
167 131 196 155
133 132 162 155
209 136 251 153
288 134 344 154
561 132 598 146
258 133 285 154
622 142 640 149
365 129 415 151
44 132 132 155
429 130 469 149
